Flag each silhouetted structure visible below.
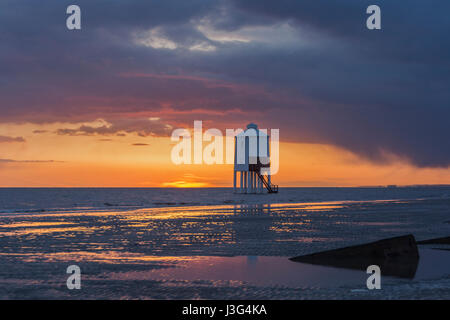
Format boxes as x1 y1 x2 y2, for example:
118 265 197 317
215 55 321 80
233 123 278 194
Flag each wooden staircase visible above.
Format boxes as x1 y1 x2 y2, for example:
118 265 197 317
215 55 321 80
257 172 278 193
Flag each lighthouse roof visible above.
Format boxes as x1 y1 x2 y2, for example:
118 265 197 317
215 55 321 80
236 123 268 137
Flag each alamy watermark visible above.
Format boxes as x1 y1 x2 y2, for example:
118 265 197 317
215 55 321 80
366 5 381 30
66 265 81 290
66 5 81 30
366 265 381 289
66 5 381 31
170 121 280 175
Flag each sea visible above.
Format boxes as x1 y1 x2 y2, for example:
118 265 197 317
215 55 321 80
1 186 449 214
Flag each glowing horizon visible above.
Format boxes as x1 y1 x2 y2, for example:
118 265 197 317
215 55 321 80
1 121 449 187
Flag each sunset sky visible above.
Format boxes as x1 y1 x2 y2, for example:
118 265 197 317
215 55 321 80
1 0 449 187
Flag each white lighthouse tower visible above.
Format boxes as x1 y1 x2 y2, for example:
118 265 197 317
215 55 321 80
233 123 278 194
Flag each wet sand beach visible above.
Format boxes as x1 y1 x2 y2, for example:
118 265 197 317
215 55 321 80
0 195 449 299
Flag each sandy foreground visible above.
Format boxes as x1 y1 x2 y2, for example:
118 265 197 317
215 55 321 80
0 198 449 299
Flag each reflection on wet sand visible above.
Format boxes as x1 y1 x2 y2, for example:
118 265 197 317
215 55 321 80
97 255 369 288
231 202 346 215
0 199 441 262
290 235 420 279
0 198 450 299
89 248 449 288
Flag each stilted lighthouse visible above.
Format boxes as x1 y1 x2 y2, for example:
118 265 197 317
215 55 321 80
233 123 278 194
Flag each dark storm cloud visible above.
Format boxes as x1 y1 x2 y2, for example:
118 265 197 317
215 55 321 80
0 0 449 167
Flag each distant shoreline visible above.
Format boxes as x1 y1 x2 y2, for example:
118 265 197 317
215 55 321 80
1 185 450 189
